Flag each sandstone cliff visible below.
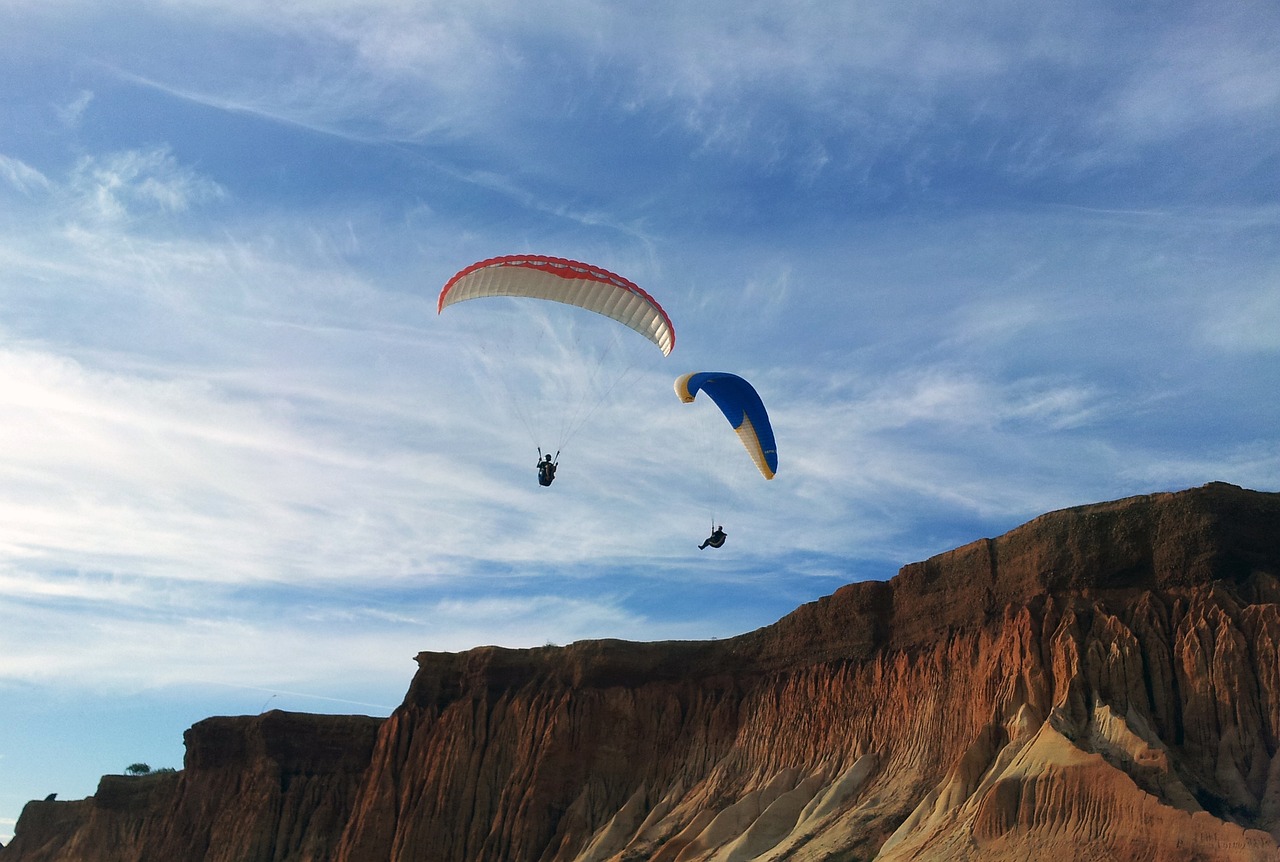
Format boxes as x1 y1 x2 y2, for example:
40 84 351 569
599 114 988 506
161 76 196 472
6 482 1280 861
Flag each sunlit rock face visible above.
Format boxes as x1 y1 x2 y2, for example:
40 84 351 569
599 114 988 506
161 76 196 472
7 482 1280 862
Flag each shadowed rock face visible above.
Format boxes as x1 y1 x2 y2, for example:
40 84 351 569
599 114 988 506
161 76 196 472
6 482 1280 861
3 712 383 862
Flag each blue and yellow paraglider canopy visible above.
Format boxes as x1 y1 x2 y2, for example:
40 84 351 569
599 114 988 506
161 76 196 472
675 372 777 480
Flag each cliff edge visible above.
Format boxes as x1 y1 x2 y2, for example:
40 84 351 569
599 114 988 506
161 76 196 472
6 481 1280 861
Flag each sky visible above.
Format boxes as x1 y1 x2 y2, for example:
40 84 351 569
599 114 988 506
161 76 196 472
1 0 1279 843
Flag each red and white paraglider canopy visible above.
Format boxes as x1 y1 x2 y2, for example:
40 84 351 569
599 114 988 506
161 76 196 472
438 254 675 356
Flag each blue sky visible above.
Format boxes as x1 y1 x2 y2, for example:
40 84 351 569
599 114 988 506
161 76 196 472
2 0 1279 841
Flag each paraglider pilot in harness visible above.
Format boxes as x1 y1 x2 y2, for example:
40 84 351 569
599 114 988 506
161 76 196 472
699 525 727 550
537 449 559 487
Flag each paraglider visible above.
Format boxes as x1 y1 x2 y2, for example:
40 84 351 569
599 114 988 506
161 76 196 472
699 525 727 550
674 372 777 480
675 371 776 550
439 255 675 480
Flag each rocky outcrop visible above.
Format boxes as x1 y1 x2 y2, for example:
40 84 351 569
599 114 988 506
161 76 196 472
2 712 382 862
6 482 1280 861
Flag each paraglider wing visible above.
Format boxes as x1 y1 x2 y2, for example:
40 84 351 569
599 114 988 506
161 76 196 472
438 255 675 356
675 372 777 479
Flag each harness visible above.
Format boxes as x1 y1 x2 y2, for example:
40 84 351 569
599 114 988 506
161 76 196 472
537 448 560 485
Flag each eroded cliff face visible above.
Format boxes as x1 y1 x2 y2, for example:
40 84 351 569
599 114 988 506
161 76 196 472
7 482 1280 861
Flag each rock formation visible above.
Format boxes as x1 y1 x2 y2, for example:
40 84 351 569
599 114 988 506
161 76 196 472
3 712 382 862
5 481 1280 861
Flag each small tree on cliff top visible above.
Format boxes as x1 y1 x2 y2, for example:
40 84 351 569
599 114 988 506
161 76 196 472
125 763 151 776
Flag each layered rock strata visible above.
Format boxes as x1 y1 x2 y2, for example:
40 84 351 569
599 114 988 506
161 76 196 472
6 482 1280 861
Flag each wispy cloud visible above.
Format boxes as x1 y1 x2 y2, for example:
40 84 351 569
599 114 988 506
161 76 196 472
68 146 226 222
1200 275 1280 353
54 89 94 128
1099 7 1280 140
0 154 51 195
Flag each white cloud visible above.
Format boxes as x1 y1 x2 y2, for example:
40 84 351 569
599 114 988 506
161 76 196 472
1101 9 1280 141
835 367 1102 434
1201 278 1280 352
54 89 94 128
0 564 712 692
68 147 225 223
1122 440 1280 491
0 154 52 195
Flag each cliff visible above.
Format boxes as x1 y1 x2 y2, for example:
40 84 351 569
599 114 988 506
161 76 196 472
6 481 1280 861
3 712 382 862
